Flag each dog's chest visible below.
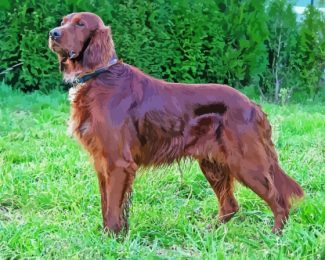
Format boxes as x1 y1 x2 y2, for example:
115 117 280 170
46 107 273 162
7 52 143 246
67 85 92 138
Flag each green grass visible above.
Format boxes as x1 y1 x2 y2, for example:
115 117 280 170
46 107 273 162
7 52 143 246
0 84 324 259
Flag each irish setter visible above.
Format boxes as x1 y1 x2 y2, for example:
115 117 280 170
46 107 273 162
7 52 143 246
49 12 303 234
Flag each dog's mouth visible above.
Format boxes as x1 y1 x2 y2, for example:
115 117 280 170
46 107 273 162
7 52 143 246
49 39 78 60
49 30 94 62
49 39 66 56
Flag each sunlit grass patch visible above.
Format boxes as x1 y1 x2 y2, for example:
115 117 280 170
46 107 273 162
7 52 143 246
0 85 324 258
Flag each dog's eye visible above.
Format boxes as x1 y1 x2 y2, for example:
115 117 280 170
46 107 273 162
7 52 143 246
61 21 65 26
76 21 85 27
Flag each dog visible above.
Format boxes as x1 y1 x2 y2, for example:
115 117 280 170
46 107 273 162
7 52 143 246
49 12 303 234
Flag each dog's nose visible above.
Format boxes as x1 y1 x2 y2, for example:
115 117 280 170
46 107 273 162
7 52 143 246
49 28 61 40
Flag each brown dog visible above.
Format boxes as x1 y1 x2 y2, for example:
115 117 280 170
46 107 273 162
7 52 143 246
49 12 303 234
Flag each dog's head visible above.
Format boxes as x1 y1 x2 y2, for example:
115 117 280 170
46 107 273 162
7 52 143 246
49 12 114 75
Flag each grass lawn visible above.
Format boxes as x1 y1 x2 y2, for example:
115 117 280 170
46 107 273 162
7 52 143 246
0 84 324 259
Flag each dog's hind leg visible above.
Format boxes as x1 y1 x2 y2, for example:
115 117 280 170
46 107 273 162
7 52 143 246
199 159 239 223
229 146 289 233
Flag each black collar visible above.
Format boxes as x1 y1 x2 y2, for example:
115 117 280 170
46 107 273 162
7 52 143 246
73 57 118 84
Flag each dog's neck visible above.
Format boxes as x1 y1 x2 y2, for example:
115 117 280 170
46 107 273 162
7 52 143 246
61 50 117 84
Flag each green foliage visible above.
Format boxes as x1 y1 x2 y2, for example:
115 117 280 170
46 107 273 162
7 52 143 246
0 1 61 92
265 0 299 103
0 0 111 92
264 1 325 102
107 0 269 87
1 84 325 258
0 0 324 100
296 5 325 99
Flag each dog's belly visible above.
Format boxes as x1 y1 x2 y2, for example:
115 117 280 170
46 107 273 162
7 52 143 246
132 118 186 166
131 112 225 166
135 135 186 166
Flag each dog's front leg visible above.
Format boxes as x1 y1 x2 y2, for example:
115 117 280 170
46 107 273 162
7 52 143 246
95 158 137 234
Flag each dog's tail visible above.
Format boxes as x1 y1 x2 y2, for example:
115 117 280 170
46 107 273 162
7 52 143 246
272 163 304 209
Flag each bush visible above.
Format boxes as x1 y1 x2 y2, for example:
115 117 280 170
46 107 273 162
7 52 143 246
109 0 268 88
0 0 324 101
264 0 299 103
0 0 111 92
296 5 325 99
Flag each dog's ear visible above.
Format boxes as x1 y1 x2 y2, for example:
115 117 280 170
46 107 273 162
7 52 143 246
83 26 113 70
